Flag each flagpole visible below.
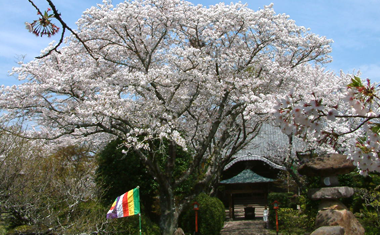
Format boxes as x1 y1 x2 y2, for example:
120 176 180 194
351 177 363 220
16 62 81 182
137 186 141 235
139 213 142 235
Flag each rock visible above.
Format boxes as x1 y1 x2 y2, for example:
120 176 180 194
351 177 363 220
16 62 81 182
298 154 355 177
311 226 344 235
174 227 185 235
315 209 365 235
318 200 348 210
309 187 354 200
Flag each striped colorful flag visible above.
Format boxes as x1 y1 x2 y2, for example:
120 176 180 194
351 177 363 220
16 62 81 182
107 187 140 219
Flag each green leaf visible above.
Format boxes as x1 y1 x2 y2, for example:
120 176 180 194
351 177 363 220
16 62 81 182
370 123 380 134
348 76 364 88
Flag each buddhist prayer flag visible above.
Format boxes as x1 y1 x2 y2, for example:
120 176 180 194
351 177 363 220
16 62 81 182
107 187 140 219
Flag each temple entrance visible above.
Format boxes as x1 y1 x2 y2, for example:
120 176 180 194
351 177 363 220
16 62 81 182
220 169 275 220
219 154 287 220
229 193 267 219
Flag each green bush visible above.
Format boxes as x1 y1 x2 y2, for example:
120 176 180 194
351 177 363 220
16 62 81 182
277 208 314 235
338 172 380 234
267 192 315 233
354 188 380 234
267 192 292 228
96 138 158 210
6 225 35 235
355 211 380 235
267 192 291 208
104 214 161 235
179 193 225 235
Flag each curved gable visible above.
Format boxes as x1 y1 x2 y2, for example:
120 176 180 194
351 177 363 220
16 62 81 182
224 155 286 171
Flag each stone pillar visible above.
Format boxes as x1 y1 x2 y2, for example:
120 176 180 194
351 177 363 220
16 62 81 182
298 154 365 235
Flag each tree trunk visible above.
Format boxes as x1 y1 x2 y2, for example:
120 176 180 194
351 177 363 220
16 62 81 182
159 185 180 235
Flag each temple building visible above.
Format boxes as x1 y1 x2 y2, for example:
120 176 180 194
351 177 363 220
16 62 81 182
219 123 306 220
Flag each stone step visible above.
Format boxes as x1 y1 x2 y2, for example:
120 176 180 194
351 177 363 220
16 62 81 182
225 206 266 219
221 220 270 235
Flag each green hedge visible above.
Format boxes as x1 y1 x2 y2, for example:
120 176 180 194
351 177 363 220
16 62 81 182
179 193 225 235
267 192 316 233
105 214 160 235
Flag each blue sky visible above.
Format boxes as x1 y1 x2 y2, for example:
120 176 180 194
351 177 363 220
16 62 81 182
1 0 380 87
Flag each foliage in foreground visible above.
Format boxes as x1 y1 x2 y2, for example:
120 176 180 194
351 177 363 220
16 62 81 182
269 172 380 234
0 138 162 234
0 142 100 234
95 138 159 219
277 208 314 235
100 212 161 235
267 190 317 233
355 189 380 234
336 172 380 233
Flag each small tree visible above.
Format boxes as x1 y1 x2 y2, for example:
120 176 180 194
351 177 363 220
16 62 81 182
0 141 99 234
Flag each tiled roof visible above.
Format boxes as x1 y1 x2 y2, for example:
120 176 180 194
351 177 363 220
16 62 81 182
225 123 307 170
236 123 306 157
220 169 275 184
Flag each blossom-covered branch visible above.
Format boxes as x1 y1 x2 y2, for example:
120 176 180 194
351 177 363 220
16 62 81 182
274 74 380 174
26 0 96 59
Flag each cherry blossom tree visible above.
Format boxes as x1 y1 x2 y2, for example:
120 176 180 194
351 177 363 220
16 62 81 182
3 0 333 233
274 73 380 175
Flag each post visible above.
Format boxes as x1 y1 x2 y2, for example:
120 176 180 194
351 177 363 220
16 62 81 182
193 201 200 234
275 209 278 235
229 193 233 219
195 209 198 233
272 200 280 235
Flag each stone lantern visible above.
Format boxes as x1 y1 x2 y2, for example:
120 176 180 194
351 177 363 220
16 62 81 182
298 154 365 235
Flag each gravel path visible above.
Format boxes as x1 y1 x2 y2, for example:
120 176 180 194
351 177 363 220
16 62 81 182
220 220 272 235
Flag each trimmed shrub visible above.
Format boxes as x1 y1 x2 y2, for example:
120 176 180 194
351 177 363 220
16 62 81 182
179 193 225 235
104 213 161 235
